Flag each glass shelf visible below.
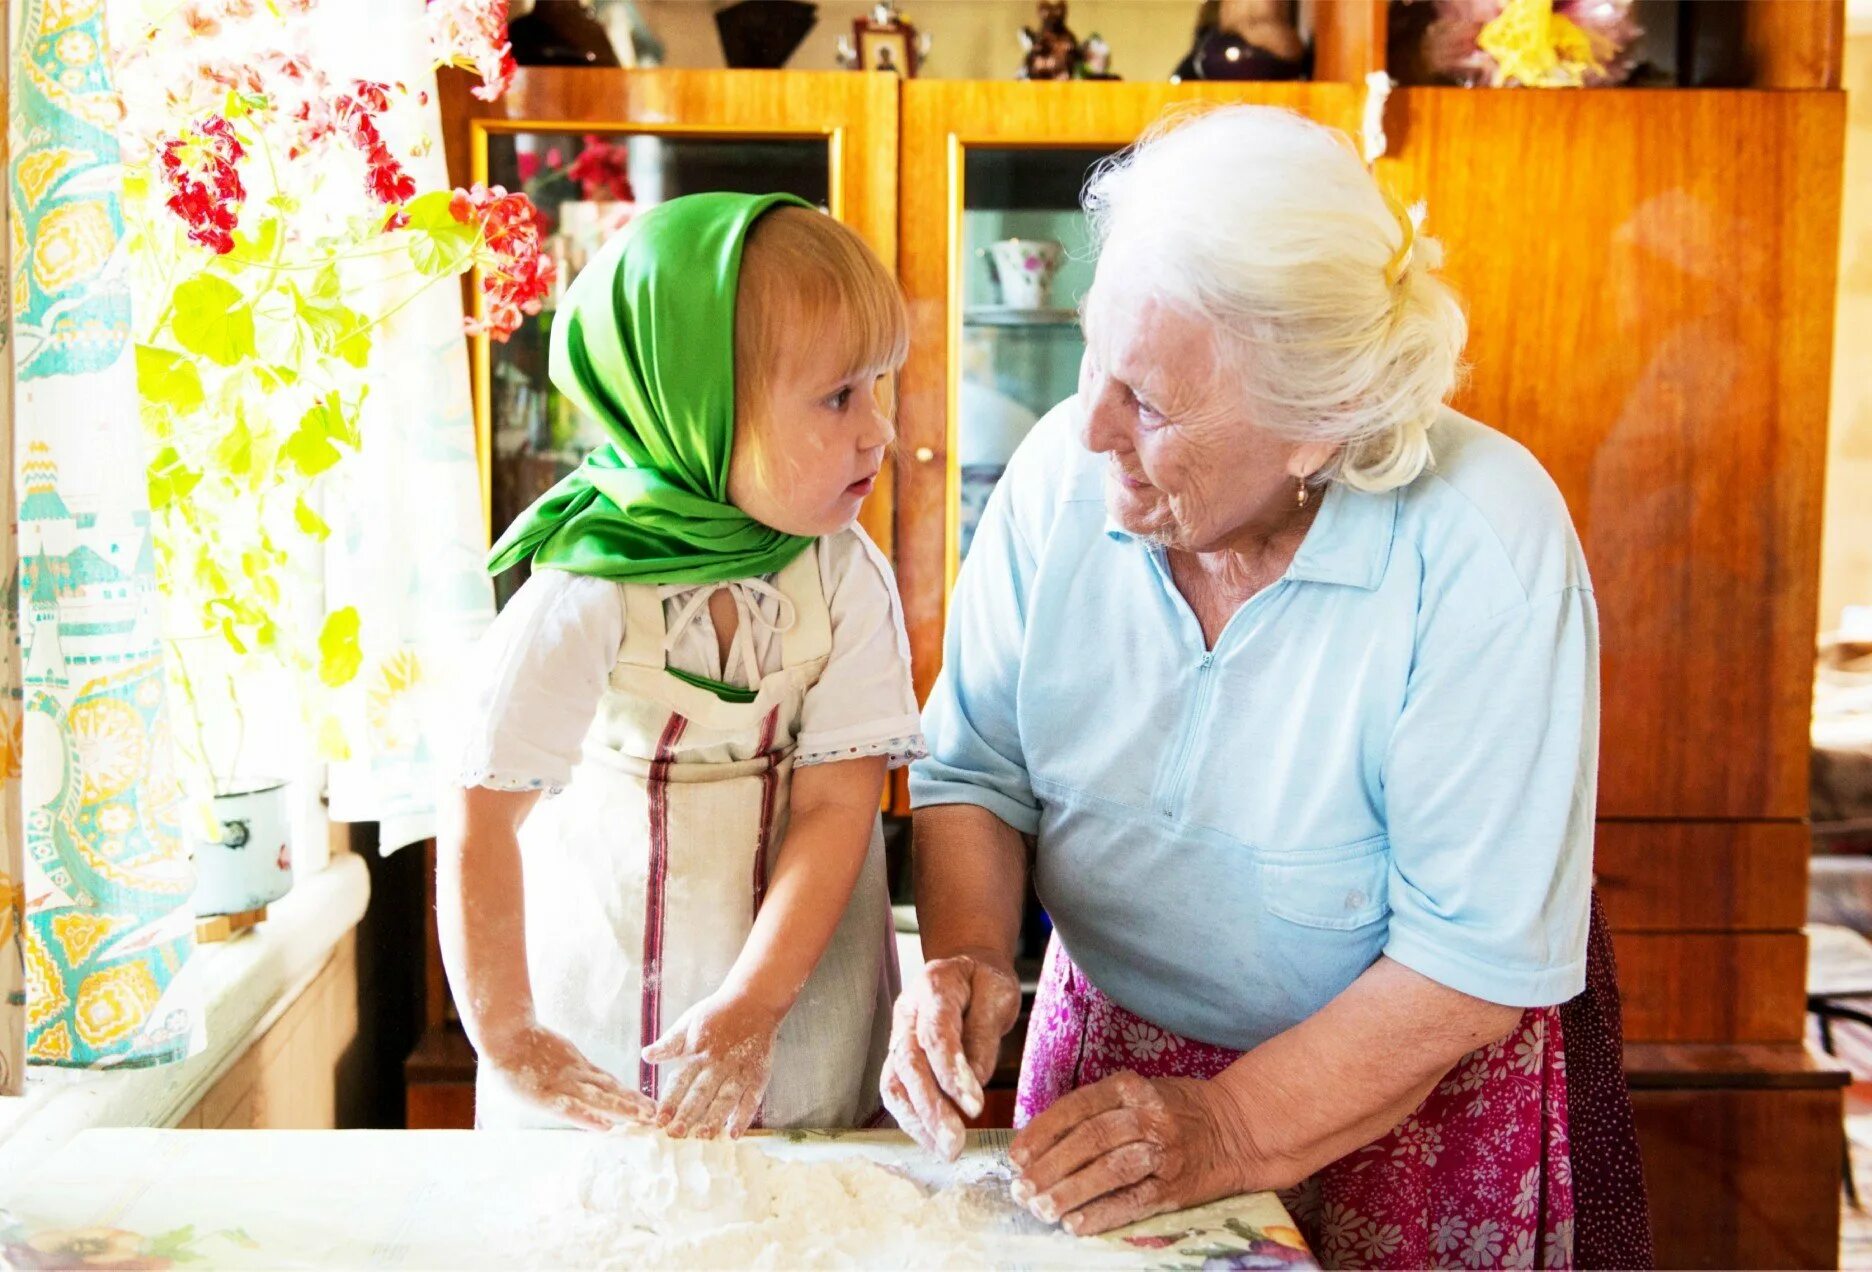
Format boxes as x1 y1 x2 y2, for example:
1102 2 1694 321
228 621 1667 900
962 306 1081 329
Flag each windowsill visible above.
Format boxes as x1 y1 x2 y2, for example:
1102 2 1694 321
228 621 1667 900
0 853 370 1175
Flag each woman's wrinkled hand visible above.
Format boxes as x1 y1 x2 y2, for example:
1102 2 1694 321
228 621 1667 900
642 993 782 1139
1009 1071 1253 1237
482 1020 655 1131
879 954 1023 1161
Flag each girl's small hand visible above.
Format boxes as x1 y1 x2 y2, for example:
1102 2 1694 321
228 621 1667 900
643 993 783 1140
483 1020 655 1130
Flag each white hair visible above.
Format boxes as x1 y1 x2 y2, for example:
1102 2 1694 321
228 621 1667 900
1082 104 1467 492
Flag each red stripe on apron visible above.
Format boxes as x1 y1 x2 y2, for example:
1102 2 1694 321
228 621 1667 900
752 706 780 920
640 711 688 1101
747 706 782 1133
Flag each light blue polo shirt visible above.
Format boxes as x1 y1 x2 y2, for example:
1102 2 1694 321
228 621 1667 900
911 399 1597 1051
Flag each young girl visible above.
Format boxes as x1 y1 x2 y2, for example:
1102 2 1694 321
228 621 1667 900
438 192 924 1137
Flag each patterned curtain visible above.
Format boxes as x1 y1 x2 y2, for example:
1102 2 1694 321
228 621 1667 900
0 5 21 1097
8 0 197 1068
319 0 495 853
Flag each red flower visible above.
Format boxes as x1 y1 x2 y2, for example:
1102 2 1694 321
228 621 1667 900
158 114 247 254
515 150 539 183
181 2 221 36
333 81 418 206
566 134 633 203
426 0 516 102
450 184 554 342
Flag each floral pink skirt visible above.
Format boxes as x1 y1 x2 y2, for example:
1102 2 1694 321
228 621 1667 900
1016 896 1651 1270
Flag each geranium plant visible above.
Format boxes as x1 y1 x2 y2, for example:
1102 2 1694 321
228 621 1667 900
516 133 635 214
115 0 545 796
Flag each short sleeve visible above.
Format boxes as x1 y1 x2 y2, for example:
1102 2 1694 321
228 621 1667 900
908 474 1041 835
794 529 927 770
453 568 625 795
1380 585 1598 1006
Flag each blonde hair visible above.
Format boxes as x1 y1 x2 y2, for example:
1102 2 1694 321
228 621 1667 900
733 206 909 432
1083 105 1468 492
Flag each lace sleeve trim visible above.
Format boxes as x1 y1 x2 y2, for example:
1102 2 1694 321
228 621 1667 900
794 734 929 772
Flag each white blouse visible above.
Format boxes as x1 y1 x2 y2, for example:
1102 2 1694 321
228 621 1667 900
455 526 927 796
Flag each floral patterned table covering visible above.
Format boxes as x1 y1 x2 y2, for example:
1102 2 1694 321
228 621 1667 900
0 1128 1316 1269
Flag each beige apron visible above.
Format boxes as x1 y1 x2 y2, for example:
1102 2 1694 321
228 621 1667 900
477 544 897 1129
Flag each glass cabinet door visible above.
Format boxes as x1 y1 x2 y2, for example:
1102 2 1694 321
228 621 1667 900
441 68 899 607
956 147 1107 559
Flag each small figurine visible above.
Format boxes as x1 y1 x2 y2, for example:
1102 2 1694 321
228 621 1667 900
837 2 932 76
1170 0 1307 82
1018 0 1083 81
1079 31 1119 79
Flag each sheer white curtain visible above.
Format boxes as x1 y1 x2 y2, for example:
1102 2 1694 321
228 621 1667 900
313 0 495 853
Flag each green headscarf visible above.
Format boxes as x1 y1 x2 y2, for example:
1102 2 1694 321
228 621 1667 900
487 191 817 585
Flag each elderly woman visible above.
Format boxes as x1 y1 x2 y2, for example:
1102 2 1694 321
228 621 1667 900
883 107 1651 1269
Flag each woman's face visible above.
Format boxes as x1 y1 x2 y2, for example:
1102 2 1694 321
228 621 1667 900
1078 267 1329 553
728 320 895 538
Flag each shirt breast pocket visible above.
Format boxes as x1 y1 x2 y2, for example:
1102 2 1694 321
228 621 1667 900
1258 835 1390 931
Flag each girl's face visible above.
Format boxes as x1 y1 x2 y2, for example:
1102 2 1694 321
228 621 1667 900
728 318 896 538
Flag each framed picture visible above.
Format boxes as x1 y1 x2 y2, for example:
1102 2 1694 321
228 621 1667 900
849 5 922 76
858 28 911 74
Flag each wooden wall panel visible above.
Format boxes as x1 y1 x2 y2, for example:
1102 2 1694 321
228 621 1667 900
1739 0 1846 89
1309 0 1387 82
1595 820 1809 932
1379 90 1844 821
1631 1086 1844 1269
1615 932 1808 1044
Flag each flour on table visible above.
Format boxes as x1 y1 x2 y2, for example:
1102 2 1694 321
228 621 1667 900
521 1130 1120 1270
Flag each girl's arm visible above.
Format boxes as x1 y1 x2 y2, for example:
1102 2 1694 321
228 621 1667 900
437 784 653 1129
642 754 888 1137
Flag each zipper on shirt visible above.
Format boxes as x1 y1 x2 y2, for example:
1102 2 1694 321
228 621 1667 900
1158 651 1218 818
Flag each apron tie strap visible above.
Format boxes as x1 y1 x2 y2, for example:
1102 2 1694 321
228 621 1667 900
663 579 798 689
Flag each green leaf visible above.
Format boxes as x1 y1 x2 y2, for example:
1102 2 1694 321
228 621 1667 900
404 188 465 231
281 402 343 477
295 286 373 369
324 392 361 449
317 607 363 687
294 496 331 541
211 217 282 278
403 190 478 277
309 263 341 303
211 419 254 477
135 345 205 414
170 275 256 366
146 446 203 511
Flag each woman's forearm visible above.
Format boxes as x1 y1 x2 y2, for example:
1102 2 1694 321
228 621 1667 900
910 803 1028 971
721 757 888 1017
1214 955 1525 1192
436 786 543 1055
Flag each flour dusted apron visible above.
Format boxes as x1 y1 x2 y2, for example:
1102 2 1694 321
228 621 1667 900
1016 893 1652 1270
476 544 897 1129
